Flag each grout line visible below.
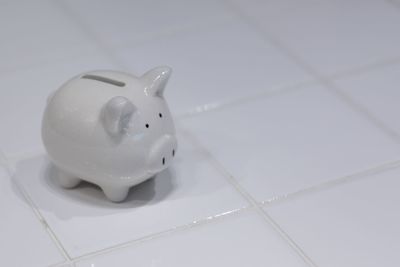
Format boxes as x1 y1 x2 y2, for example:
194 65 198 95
222 0 320 78
0 151 73 263
13 180 73 262
261 159 400 207
69 127 257 262
176 78 317 119
0 48 106 78
185 2 400 265
71 206 251 263
2 147 252 266
223 0 400 145
3 0 399 264
51 0 129 71
175 53 400 120
51 0 236 73
0 82 317 165
0 150 14 179
1 134 254 263
44 0 400 130
327 56 400 81
180 129 318 267
322 81 400 144
107 15 237 52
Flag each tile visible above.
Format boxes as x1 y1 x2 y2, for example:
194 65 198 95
334 63 400 137
14 133 247 257
51 264 71 267
0 54 117 158
0 0 98 72
245 0 400 75
115 19 312 115
230 0 323 18
75 210 309 267
0 166 65 266
59 0 235 48
266 166 400 267
179 84 400 202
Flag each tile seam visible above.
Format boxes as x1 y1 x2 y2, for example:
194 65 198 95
0 149 73 263
71 206 252 263
261 159 400 207
180 128 318 267
222 0 400 148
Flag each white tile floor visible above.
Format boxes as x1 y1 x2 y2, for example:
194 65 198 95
75 210 310 267
180 82 400 202
0 0 98 73
333 63 400 136
266 166 400 267
57 0 236 49
12 133 248 257
2 0 400 266
0 166 65 267
113 19 312 115
236 0 400 76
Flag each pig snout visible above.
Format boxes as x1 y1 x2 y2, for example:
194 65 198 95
148 134 177 173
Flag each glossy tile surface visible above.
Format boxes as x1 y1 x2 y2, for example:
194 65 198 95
230 0 322 18
58 0 235 48
334 63 400 137
0 165 65 266
14 133 247 257
2 0 400 265
114 19 312 115
244 0 400 75
0 0 97 72
266 166 400 267
180 84 400 202
75 210 309 267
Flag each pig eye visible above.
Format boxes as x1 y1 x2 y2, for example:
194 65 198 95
159 113 163 118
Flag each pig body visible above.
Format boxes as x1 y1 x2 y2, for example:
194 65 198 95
42 67 177 202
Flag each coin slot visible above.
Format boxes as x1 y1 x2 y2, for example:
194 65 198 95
82 74 125 87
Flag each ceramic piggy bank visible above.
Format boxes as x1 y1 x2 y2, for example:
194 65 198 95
42 66 177 202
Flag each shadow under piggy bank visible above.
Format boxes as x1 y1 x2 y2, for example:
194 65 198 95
13 155 176 219
44 163 175 208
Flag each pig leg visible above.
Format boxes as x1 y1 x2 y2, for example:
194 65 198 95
102 185 130 202
58 169 81 189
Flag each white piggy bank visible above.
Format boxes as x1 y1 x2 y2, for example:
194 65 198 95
42 66 177 202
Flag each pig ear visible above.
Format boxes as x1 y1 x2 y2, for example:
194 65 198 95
141 66 172 97
102 96 136 136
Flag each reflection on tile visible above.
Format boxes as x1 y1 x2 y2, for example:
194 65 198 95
0 0 97 72
266 166 400 267
14 133 247 257
0 54 117 158
244 0 400 75
115 19 312 115
75 210 309 267
334 63 400 137
180 84 400 202
0 166 65 266
59 0 235 48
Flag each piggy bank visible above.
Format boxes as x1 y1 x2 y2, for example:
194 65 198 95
42 66 177 202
